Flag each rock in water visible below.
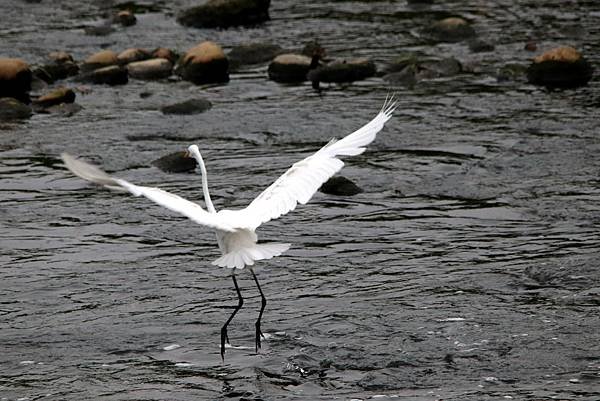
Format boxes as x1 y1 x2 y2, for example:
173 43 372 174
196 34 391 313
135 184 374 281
77 65 128 85
0 58 32 103
0 97 32 120
127 59 173 80
527 46 593 89
308 58 376 89
228 42 283 70
81 50 119 72
113 10 136 26
268 54 313 83
117 48 151 65
425 17 476 42
161 98 212 115
320 176 363 196
152 151 197 173
177 0 270 29
177 41 229 84
33 87 75 108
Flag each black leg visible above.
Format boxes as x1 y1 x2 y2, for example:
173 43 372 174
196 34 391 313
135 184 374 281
250 268 267 353
221 272 243 361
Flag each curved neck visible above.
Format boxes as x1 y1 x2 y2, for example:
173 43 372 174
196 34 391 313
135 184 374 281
191 149 216 213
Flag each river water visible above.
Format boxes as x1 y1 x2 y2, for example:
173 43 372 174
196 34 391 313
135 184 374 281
1 1 599 400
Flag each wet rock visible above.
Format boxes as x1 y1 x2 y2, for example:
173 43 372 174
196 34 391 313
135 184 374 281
43 102 83 117
49 51 74 64
161 98 212 115
524 41 538 52
527 46 593 89
0 97 32 120
268 54 313 83
113 10 136 27
177 41 229 84
425 17 476 42
497 63 528 83
228 42 284 70
308 58 376 90
77 65 128 85
117 48 151 65
383 54 462 86
468 39 495 53
320 176 363 196
84 24 115 36
0 58 32 103
81 50 119 72
177 0 270 29
152 151 197 173
127 58 172 80
152 48 178 64
33 87 75 108
38 63 79 83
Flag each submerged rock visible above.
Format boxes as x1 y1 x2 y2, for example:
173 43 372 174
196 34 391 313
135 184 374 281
177 0 270 29
0 97 32 120
308 58 376 89
34 61 79 83
425 17 476 42
527 46 593 89
113 10 136 26
152 151 197 173
268 54 314 83
33 87 75 108
177 41 229 84
127 58 172 80
77 65 128 85
383 54 462 86
228 42 284 70
81 50 119 72
161 98 212 115
320 176 363 196
0 58 32 103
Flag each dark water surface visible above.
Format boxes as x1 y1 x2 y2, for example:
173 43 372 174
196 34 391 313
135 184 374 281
1 1 600 400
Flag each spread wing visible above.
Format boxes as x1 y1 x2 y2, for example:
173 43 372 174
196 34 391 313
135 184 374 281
61 153 236 232
224 96 397 230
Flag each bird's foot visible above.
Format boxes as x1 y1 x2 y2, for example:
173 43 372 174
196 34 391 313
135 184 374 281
255 321 264 353
220 327 228 361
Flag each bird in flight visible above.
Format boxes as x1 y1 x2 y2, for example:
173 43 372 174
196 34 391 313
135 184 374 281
61 96 396 360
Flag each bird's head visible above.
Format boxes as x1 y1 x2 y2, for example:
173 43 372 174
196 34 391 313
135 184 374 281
184 144 205 167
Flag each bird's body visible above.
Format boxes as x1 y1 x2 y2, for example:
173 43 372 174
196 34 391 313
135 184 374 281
61 96 396 358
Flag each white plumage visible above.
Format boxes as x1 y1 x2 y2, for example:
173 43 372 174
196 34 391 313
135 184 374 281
61 96 397 270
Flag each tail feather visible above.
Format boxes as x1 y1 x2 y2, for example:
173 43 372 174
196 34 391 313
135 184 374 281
212 242 291 269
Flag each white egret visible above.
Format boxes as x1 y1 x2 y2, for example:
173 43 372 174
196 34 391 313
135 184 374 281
61 96 396 359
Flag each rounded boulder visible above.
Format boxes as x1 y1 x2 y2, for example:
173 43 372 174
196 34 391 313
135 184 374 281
268 54 313 83
425 17 476 42
0 58 32 103
527 46 593 89
178 41 229 84
127 58 173 80
82 50 119 72
177 0 270 29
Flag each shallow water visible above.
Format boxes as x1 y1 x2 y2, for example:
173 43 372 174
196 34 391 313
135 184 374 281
1 1 600 400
